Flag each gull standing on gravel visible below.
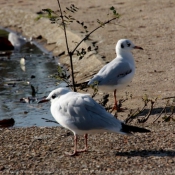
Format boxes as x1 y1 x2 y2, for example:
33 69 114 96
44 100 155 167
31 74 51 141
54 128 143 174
88 39 143 111
39 87 150 156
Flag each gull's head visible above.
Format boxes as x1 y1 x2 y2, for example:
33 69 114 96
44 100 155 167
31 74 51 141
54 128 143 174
38 87 71 103
116 39 143 54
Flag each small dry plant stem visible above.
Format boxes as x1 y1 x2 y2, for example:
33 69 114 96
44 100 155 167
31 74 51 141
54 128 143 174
56 0 119 91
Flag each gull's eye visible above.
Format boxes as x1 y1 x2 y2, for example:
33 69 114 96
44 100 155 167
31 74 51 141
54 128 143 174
52 94 56 99
121 43 124 48
127 42 131 47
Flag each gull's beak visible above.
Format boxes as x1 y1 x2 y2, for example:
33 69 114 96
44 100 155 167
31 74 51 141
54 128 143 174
134 46 143 50
38 98 49 103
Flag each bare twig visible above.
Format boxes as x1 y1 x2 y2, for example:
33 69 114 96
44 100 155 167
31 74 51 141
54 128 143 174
125 102 148 124
42 117 59 124
163 106 175 122
57 0 76 91
153 107 165 123
67 80 89 89
71 17 119 55
55 2 119 92
138 100 155 123
153 99 174 123
125 96 158 124
162 96 175 100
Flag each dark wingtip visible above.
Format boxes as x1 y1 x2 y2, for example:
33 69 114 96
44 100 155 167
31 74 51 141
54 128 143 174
121 123 150 134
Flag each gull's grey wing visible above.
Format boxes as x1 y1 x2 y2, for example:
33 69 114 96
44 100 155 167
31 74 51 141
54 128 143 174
88 59 132 86
57 93 122 131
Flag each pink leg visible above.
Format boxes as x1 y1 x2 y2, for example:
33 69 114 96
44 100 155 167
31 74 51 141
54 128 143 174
112 89 118 111
124 135 128 143
84 134 88 150
65 134 88 156
65 134 78 156
112 90 125 112
77 134 88 152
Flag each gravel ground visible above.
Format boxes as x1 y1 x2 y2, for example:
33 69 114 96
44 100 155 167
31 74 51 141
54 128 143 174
0 122 175 174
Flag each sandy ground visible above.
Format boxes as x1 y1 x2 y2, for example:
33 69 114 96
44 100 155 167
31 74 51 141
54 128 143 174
0 123 175 174
0 0 175 174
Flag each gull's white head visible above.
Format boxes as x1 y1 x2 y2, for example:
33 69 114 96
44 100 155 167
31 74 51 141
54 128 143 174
116 39 143 55
46 87 71 101
38 87 71 103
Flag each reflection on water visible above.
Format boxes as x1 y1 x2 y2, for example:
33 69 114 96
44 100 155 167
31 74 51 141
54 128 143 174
0 29 62 127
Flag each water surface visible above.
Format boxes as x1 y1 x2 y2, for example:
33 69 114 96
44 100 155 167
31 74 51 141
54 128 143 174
0 29 63 127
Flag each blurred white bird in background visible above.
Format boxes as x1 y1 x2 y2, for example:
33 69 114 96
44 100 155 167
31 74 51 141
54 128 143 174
8 32 32 51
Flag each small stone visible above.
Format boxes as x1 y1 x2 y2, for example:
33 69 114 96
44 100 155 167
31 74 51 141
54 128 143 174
0 166 5 171
31 75 35 78
20 58 25 66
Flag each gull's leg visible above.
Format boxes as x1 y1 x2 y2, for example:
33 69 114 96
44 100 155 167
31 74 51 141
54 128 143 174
65 134 78 156
65 134 88 156
112 89 118 111
112 89 125 112
77 134 88 152
123 135 128 143
84 134 88 151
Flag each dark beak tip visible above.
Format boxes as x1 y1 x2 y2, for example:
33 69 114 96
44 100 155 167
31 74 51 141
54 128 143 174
38 99 49 104
134 46 143 50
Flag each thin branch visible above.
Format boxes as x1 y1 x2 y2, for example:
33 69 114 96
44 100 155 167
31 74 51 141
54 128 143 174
138 100 154 123
163 107 175 122
153 107 165 123
72 17 118 55
56 2 119 92
42 117 59 124
57 0 76 91
162 96 175 100
125 102 148 123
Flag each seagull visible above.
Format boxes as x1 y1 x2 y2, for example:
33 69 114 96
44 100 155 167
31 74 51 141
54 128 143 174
8 32 26 50
38 87 150 156
8 32 32 51
88 39 143 111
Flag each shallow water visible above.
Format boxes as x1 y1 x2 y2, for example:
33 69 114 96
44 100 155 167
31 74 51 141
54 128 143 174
0 29 63 127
